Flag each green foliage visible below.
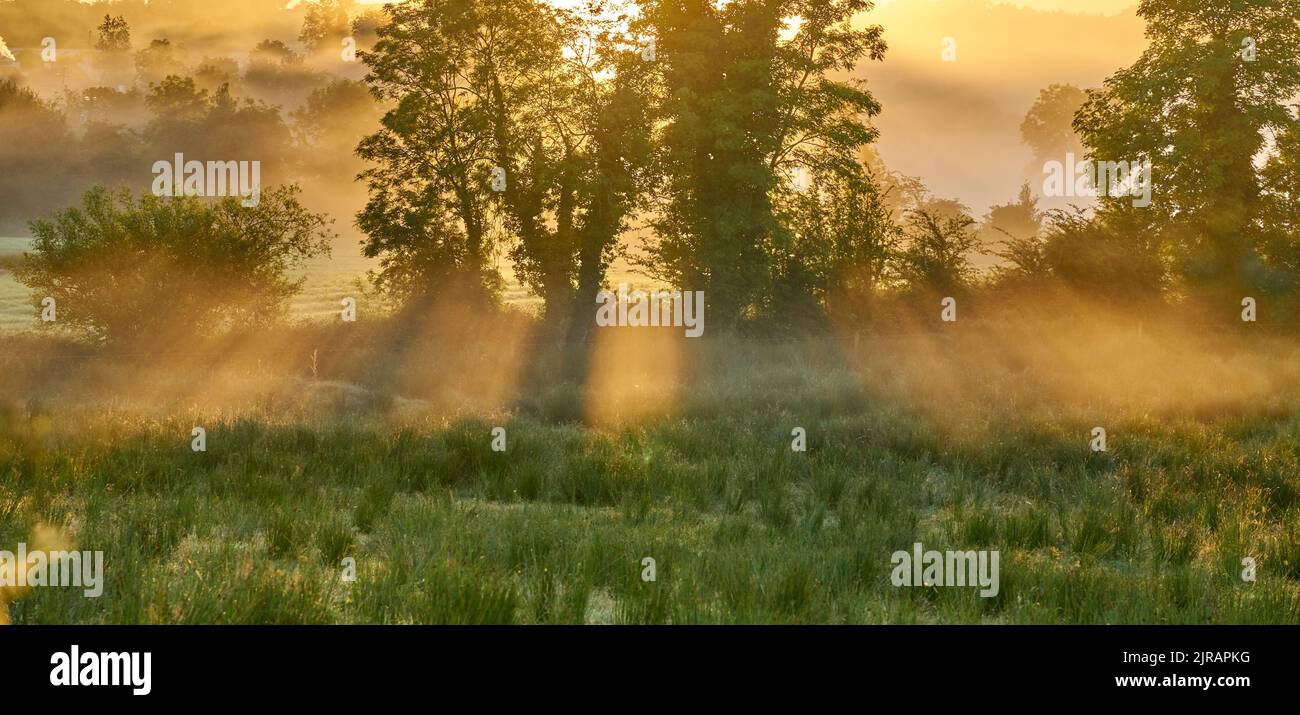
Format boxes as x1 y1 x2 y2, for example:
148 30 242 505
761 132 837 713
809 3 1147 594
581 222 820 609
981 183 1042 247
897 208 979 295
355 0 513 304
0 80 75 228
292 79 381 150
983 184 1051 290
135 38 177 87
769 165 900 325
145 75 209 125
15 186 333 344
991 233 1052 287
640 0 889 328
292 79 388 186
1041 206 1166 301
356 0 653 320
485 1 656 326
350 10 386 47
1074 0 1300 294
1258 125 1300 291
145 77 294 174
244 40 321 104
251 39 301 66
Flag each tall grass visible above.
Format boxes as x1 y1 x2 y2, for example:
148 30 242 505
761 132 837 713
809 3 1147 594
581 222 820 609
2 321 1299 623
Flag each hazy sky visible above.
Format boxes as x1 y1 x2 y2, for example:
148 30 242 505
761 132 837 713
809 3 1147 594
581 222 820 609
881 0 1137 13
355 0 1140 13
862 0 1146 213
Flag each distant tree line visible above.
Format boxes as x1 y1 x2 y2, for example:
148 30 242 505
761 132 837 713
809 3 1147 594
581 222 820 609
0 7 385 232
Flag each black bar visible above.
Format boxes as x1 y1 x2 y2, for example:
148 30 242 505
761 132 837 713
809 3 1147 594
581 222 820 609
0 625 1287 702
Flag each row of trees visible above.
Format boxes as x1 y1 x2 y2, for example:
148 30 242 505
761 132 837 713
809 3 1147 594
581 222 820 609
0 72 380 229
357 0 895 336
355 0 1300 334
11 0 1300 344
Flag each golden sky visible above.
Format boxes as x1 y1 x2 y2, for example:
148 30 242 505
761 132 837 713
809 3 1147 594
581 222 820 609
862 0 1145 212
880 0 1137 13
356 0 1140 13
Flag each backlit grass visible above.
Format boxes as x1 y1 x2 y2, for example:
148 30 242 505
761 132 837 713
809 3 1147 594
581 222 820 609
3 327 1299 624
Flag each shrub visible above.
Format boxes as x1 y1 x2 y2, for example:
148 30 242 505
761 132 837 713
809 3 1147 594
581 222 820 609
1042 206 1165 301
16 185 332 344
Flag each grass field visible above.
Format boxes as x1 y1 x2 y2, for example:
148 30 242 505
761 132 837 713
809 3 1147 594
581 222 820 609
3 317 1299 624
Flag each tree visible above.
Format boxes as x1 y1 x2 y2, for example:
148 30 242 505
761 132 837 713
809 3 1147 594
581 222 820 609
143 75 211 157
16 186 333 344
357 0 653 321
483 1 654 333
299 0 352 54
351 9 386 49
1257 124 1300 294
639 0 888 327
293 78 384 151
991 232 1052 285
1020 84 1086 164
356 0 511 305
145 75 209 126
1074 0 1300 300
135 39 177 87
478 0 582 321
139 72 296 189
199 86 297 183
95 14 131 53
244 40 324 107
897 208 979 296
770 163 899 326
252 40 302 66
979 183 1042 248
983 184 1051 289
0 80 74 228
92 13 134 87
292 78 387 189
1041 206 1165 301
194 57 241 95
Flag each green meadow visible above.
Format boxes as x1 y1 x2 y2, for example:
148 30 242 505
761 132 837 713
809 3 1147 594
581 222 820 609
3 321 1298 624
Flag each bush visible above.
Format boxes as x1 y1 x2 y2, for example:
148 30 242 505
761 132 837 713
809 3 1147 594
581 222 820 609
897 208 979 295
16 185 333 344
1042 206 1165 300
